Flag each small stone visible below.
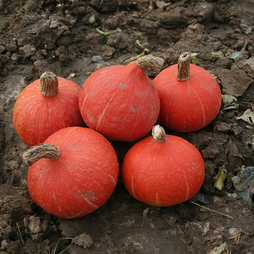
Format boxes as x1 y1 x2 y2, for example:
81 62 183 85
59 53 70 66
71 233 93 249
11 53 19 63
56 35 72 47
213 10 224 23
19 44 36 58
50 19 62 29
196 2 214 23
92 55 104 62
213 122 232 132
5 240 21 254
31 50 45 61
28 216 42 234
1 239 8 250
5 41 18 53
101 45 116 60
31 233 44 242
0 45 5 53
201 144 220 159
232 125 242 136
156 1 171 9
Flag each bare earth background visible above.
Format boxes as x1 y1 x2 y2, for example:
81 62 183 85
0 0 254 253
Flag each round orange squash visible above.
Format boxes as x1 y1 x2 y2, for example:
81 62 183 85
13 72 84 146
153 52 222 133
21 127 119 219
79 55 164 142
121 125 205 207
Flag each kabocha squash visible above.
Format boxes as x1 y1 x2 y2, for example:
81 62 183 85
13 72 84 147
79 55 164 142
153 52 222 133
21 127 119 219
121 125 205 207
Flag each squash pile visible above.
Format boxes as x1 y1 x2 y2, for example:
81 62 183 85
13 52 221 218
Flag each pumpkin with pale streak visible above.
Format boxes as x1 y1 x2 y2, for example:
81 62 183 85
79 55 164 142
21 127 119 219
153 52 222 133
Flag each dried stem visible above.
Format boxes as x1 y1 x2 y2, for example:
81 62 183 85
136 55 164 72
152 125 167 143
39 71 59 97
21 143 61 166
177 52 191 81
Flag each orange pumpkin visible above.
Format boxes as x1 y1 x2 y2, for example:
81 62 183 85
79 55 164 142
153 52 222 133
13 72 84 146
122 125 205 207
21 127 119 219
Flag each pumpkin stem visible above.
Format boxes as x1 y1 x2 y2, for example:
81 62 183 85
40 72 59 97
152 125 167 143
21 144 61 166
135 55 164 72
177 52 191 81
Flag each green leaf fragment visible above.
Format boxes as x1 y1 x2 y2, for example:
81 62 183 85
234 186 253 208
229 52 244 61
231 166 254 208
96 28 122 35
240 20 253 34
214 169 227 191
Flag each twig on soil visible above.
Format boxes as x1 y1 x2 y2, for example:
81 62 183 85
241 39 249 52
123 52 145 64
136 40 150 52
191 201 233 219
228 228 242 244
96 27 121 36
123 40 150 64
16 223 24 245
52 237 72 254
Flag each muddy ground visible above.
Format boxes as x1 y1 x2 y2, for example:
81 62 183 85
0 0 254 253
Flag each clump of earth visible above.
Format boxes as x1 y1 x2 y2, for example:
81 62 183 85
0 0 254 253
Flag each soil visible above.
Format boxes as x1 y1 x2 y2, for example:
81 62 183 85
0 0 254 253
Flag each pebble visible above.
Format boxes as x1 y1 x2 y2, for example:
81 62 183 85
5 41 18 53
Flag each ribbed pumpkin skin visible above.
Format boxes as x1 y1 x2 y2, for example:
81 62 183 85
122 135 205 207
27 127 119 219
13 77 84 146
153 64 222 132
79 62 160 141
